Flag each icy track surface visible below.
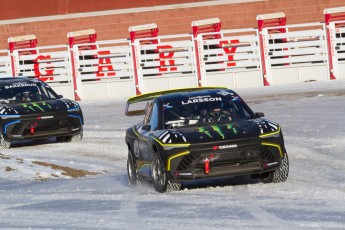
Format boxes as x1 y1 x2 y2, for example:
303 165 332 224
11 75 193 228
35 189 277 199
0 80 345 229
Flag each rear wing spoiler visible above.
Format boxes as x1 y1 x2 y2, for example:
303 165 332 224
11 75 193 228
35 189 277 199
125 87 227 116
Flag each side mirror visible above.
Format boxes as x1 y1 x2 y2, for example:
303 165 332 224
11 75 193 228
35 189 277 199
142 124 151 131
255 112 265 118
57 95 63 99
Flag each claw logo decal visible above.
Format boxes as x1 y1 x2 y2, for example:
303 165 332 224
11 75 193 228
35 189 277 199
61 99 79 109
0 105 18 115
256 120 279 134
198 127 212 138
153 130 187 143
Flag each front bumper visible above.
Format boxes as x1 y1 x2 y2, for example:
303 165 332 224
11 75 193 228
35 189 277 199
2 112 83 140
167 139 282 180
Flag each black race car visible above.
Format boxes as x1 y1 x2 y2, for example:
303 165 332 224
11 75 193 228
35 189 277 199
125 87 289 193
0 77 83 149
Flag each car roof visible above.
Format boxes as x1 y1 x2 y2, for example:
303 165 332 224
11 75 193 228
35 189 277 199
0 77 35 86
158 88 237 103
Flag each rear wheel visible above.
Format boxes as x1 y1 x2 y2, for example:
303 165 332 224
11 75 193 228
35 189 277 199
151 154 181 193
127 149 138 188
0 134 11 149
261 152 289 183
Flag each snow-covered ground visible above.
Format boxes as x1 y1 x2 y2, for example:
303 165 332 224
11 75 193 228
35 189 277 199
0 79 344 229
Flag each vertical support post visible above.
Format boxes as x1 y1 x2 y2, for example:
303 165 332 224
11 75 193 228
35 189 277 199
129 23 159 95
67 29 97 101
8 34 38 77
257 12 286 86
191 18 221 87
324 6 345 80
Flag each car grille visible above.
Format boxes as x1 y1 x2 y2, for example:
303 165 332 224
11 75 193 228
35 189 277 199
175 137 280 171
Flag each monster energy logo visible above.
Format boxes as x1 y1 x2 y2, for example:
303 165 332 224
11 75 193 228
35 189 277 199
198 124 238 139
21 102 52 112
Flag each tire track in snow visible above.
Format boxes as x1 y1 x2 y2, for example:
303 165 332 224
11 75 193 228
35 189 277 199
242 189 296 230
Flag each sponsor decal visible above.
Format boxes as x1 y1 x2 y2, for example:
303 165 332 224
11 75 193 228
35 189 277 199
217 91 232 96
39 116 54 120
212 125 224 139
5 83 37 89
182 96 222 105
226 123 238 134
198 127 212 138
175 172 192 176
213 144 238 150
266 162 278 167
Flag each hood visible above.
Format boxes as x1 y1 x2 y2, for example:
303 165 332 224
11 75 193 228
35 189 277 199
0 99 80 115
152 119 279 144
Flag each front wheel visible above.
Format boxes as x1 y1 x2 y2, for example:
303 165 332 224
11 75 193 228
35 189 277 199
57 128 83 143
261 152 289 183
151 154 181 193
0 134 11 149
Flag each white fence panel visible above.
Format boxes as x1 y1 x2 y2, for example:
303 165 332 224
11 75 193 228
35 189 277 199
329 21 345 79
0 50 11 77
262 23 329 85
11 45 74 99
132 34 198 93
196 28 263 89
72 39 134 100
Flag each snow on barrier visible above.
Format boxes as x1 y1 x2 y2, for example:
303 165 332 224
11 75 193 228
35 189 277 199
257 13 329 85
324 6 345 79
193 17 262 88
8 35 74 99
130 23 197 94
0 50 11 77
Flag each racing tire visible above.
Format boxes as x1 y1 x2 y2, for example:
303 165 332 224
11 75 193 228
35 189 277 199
70 128 83 143
127 149 138 188
261 152 289 183
0 134 11 149
56 128 83 143
151 154 181 193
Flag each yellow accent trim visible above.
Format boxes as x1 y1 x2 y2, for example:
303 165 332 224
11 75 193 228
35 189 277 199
261 142 283 158
259 127 281 138
132 127 148 141
152 137 190 148
167 150 190 171
127 86 227 104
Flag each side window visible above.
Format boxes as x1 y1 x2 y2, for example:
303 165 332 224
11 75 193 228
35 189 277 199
148 103 160 131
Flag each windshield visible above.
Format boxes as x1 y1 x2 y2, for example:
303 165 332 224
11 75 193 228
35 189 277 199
0 82 59 103
163 93 254 129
